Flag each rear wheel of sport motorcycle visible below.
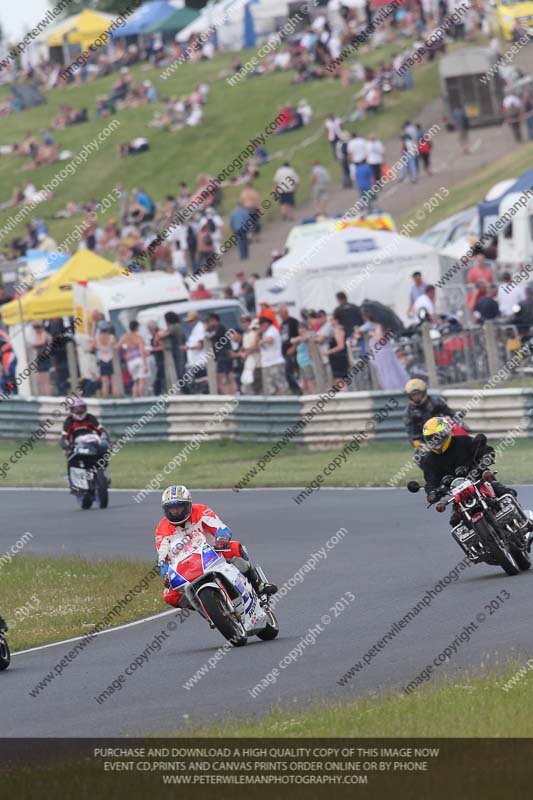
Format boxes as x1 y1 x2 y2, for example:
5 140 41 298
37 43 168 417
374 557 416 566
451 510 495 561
0 635 11 670
81 492 93 510
256 607 279 641
95 470 109 509
510 547 531 571
198 587 247 647
473 518 520 576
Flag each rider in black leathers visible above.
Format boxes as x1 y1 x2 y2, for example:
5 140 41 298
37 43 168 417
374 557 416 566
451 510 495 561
421 418 516 527
403 378 456 449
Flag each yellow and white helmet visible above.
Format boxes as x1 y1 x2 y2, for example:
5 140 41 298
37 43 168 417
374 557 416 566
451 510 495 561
423 417 452 454
405 378 427 405
161 485 192 526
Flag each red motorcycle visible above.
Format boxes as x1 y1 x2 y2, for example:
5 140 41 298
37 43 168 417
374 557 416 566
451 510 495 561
408 465 533 576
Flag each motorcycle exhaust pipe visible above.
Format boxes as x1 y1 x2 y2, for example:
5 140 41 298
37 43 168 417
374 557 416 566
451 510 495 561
255 565 269 585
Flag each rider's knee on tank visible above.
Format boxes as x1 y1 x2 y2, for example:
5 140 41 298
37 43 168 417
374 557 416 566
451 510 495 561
230 555 250 574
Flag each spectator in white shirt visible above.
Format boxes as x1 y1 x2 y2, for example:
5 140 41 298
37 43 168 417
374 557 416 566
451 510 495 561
503 92 522 142
200 207 224 252
413 285 438 323
497 271 526 316
297 99 313 126
325 113 343 158
171 242 187 275
273 162 299 221
258 316 288 395
183 310 207 369
347 132 368 166
231 270 246 298
366 134 385 183
310 160 331 215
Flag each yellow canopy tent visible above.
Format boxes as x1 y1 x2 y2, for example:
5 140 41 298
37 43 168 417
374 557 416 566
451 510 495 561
47 9 116 52
2 250 122 326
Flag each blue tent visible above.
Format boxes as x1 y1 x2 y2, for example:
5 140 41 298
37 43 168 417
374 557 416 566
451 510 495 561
110 0 177 38
478 168 533 234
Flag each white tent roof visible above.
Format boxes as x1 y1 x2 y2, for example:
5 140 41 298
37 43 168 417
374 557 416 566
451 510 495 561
177 0 290 47
274 226 436 276
272 226 440 318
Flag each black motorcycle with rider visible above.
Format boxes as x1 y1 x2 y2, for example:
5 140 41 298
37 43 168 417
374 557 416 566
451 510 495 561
61 398 110 510
407 417 533 576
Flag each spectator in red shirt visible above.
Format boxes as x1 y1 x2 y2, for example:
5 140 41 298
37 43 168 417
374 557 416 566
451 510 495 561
467 279 488 315
467 254 494 285
191 282 213 300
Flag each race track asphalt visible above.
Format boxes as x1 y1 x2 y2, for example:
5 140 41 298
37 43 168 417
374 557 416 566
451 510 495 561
2 486 533 737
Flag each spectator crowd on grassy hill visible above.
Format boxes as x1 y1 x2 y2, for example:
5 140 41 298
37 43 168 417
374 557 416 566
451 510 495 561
0 0 482 279
0 0 511 400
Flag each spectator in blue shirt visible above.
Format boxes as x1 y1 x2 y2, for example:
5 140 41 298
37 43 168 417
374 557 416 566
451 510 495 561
229 202 251 260
132 188 156 222
355 161 375 210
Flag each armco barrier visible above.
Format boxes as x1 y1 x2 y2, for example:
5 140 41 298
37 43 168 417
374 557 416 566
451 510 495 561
167 396 236 441
0 390 530 445
0 397 41 439
100 398 169 442
234 396 302 441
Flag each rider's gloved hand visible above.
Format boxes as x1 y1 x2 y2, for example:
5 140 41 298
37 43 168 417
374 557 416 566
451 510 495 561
158 561 169 577
427 490 439 504
413 439 423 450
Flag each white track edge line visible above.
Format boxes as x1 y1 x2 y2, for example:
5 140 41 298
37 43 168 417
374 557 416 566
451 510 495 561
12 608 177 657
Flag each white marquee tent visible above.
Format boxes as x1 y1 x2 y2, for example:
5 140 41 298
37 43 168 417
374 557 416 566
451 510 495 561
272 224 441 320
177 0 293 50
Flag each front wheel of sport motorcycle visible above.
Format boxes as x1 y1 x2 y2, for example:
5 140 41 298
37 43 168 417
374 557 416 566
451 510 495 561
198 587 247 647
256 607 280 641
0 635 11 670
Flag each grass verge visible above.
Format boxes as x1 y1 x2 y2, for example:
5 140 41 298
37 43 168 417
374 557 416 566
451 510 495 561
4 556 162 650
173 662 533 737
1 437 533 490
